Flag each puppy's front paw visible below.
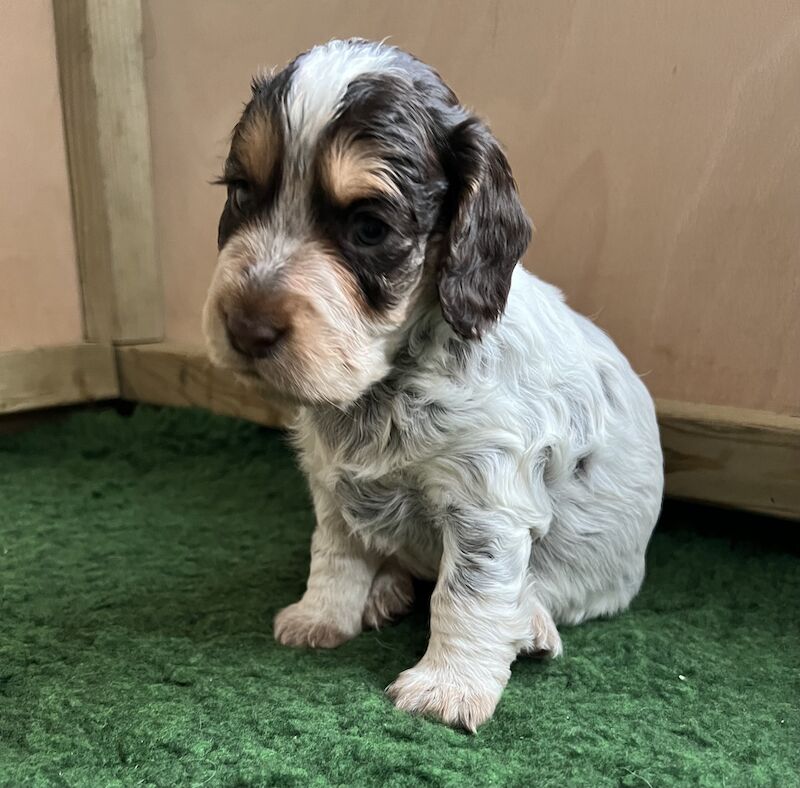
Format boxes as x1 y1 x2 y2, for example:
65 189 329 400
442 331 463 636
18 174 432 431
273 601 358 649
386 661 503 732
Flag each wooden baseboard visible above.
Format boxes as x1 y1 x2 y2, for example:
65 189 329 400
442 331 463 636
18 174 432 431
116 343 293 428
0 344 118 415
115 343 800 520
656 400 800 520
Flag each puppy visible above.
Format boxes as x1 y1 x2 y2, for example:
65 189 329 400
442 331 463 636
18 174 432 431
204 39 664 731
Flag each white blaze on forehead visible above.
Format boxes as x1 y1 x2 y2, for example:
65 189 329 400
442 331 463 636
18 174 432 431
286 40 398 156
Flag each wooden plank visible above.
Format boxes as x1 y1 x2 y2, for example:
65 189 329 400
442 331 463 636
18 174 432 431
52 0 113 342
0 344 118 415
53 0 163 344
657 400 800 521
116 343 293 428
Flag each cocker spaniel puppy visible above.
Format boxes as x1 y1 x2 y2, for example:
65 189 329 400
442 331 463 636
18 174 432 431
204 39 664 731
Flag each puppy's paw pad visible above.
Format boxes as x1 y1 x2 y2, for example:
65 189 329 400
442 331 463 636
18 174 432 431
273 602 355 649
362 565 414 629
386 664 500 732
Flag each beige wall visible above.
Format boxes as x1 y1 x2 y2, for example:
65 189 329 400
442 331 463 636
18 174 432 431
0 0 83 351
143 0 800 415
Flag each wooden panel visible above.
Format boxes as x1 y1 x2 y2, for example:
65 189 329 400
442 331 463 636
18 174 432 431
0 0 84 351
0 345 118 415
659 401 800 521
142 0 800 415
53 0 163 344
116 343 293 427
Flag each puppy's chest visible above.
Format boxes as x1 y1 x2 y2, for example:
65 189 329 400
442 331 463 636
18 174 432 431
334 462 428 528
331 465 442 577
303 390 447 570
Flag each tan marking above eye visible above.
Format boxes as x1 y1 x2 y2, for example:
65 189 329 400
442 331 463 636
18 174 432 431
320 135 400 206
235 111 281 188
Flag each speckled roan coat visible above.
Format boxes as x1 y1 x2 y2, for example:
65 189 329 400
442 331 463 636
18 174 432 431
204 39 664 730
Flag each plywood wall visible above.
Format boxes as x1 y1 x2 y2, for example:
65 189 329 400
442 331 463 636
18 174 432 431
0 0 83 351
142 0 800 415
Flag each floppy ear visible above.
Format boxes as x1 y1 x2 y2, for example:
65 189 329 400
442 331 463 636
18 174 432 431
437 116 532 339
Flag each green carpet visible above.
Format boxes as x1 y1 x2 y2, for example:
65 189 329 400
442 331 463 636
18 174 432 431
0 406 798 787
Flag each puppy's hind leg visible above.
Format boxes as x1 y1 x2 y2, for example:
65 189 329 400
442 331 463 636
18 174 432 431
520 599 563 658
362 558 415 630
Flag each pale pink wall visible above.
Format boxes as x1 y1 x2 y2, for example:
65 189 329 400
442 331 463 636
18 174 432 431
143 0 800 414
0 0 83 351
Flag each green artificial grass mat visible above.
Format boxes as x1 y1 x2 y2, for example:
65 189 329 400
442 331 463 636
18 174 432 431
0 405 798 788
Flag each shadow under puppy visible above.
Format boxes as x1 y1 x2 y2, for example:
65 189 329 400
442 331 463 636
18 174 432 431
204 39 664 731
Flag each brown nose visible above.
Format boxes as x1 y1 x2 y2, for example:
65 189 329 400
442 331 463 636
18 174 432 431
225 309 284 358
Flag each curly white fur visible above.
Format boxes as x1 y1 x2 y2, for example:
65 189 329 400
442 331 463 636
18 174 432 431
284 267 663 730
205 39 664 732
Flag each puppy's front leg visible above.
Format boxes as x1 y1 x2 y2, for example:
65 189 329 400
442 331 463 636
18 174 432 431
274 487 381 648
387 510 532 731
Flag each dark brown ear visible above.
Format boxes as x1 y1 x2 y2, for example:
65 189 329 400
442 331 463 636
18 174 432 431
437 116 532 339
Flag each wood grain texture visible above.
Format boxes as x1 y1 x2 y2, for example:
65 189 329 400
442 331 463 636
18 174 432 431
116 344 293 428
658 400 800 521
0 344 118 414
53 0 163 344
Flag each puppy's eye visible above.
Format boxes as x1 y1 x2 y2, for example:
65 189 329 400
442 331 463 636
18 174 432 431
350 213 389 247
231 182 254 214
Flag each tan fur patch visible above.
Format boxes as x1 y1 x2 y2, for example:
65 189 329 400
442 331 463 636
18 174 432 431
280 244 370 386
205 230 400 405
287 240 368 312
237 111 281 187
320 135 399 205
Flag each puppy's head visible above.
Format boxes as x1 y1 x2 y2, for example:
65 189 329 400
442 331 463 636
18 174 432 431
204 39 531 406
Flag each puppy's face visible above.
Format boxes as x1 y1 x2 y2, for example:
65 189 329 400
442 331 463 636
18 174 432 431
204 40 531 406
